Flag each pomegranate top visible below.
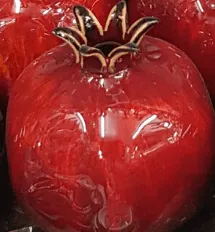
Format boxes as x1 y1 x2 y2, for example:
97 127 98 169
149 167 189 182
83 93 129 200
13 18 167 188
53 0 159 74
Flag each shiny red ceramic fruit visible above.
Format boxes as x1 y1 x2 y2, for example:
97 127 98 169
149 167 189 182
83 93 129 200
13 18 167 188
128 0 215 102
0 0 117 98
7 1 215 232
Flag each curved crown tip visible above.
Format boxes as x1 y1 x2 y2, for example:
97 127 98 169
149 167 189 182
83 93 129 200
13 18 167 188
118 0 126 6
52 29 58 35
52 28 63 37
73 4 82 10
73 4 86 13
151 17 160 24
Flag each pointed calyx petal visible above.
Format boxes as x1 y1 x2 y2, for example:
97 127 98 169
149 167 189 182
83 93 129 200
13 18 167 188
79 45 107 72
108 42 139 73
104 0 128 40
53 27 87 45
128 17 159 45
73 4 104 39
53 27 87 63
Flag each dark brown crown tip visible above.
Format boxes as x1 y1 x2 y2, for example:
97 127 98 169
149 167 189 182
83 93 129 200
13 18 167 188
150 17 160 24
52 28 58 35
52 28 65 38
117 0 126 9
52 27 68 36
73 5 88 15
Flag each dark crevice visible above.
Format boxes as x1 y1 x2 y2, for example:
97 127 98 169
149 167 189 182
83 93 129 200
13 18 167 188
95 42 120 57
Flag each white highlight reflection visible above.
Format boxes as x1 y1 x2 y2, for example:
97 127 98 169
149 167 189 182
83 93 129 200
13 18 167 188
43 7 51 15
14 0 21 14
196 0 204 13
100 114 105 138
98 150 103 159
132 114 157 139
76 112 87 133
100 78 105 87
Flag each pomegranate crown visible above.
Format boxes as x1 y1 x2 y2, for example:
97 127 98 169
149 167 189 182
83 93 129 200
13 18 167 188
53 0 159 74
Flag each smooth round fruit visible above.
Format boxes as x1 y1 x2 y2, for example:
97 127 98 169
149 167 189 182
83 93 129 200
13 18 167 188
7 37 215 232
7 2 215 232
128 0 215 102
0 0 118 98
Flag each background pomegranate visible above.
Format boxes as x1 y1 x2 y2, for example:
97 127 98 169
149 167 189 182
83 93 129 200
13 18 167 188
128 0 215 103
7 1 215 232
0 0 118 101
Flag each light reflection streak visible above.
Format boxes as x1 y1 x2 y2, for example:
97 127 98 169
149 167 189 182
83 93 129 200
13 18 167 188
196 0 204 13
76 112 87 133
100 114 105 138
14 0 21 14
132 114 157 139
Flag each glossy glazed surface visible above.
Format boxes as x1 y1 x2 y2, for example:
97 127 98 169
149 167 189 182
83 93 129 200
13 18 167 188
7 36 215 232
0 0 117 97
128 0 215 103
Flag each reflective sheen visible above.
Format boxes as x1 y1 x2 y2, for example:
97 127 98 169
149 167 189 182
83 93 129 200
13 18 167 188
7 36 215 232
0 0 117 98
129 0 215 103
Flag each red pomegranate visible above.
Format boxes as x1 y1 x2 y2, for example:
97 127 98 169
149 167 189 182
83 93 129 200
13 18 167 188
128 0 215 103
7 1 215 232
0 0 117 99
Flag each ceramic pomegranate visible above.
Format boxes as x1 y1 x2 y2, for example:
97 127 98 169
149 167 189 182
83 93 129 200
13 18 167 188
128 0 215 103
7 1 215 232
0 0 117 99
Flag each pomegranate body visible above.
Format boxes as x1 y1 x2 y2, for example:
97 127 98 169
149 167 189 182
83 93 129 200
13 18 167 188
7 36 215 232
0 0 117 98
128 0 215 102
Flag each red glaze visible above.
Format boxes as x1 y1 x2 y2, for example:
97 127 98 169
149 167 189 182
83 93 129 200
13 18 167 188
0 0 117 98
128 0 215 103
7 36 215 232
